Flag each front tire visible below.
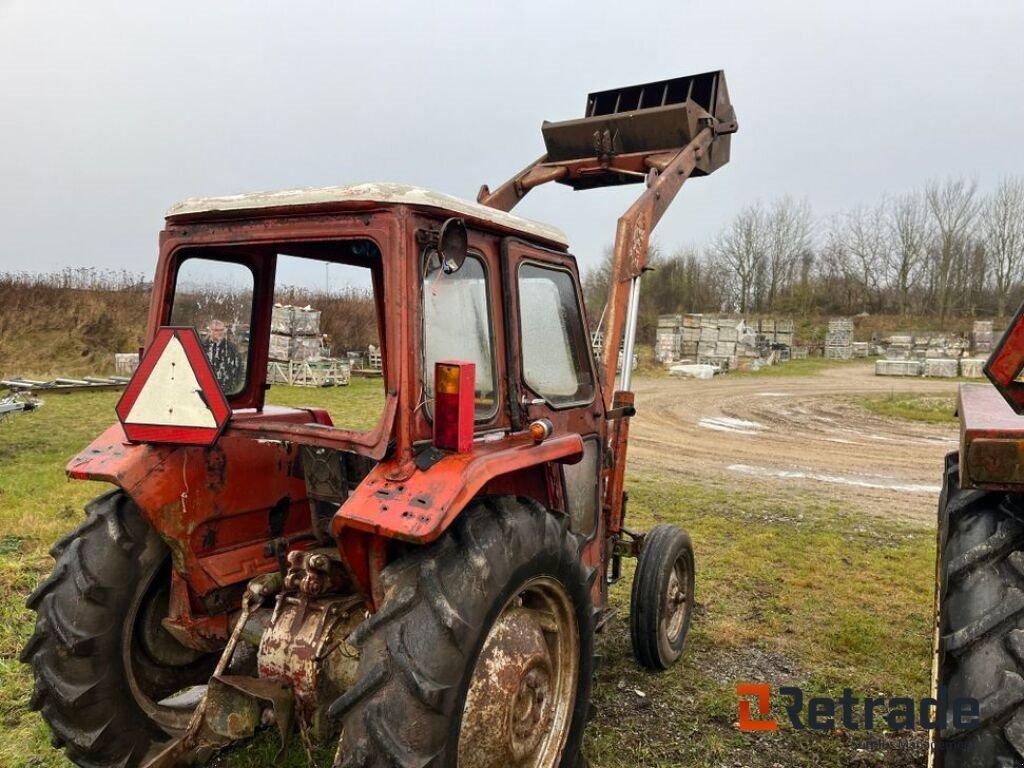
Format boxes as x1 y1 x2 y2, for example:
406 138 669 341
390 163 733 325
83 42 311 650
21 490 216 767
332 496 594 768
933 452 1024 767
630 524 695 670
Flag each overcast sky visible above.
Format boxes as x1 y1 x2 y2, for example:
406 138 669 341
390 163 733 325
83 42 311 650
1 1 1021 277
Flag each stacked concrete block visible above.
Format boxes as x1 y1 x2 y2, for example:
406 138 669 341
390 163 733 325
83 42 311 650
959 358 986 378
114 353 140 375
973 320 994 355
886 335 914 359
825 318 854 360
876 359 923 377
269 304 324 362
655 315 682 363
924 358 959 378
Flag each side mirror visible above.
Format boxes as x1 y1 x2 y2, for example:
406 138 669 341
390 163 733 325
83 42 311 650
438 218 468 274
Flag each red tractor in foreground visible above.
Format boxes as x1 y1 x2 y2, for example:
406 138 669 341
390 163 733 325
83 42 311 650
933 315 1024 767
21 71 737 767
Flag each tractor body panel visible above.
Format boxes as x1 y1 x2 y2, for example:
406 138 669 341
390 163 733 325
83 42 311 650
958 383 1024 491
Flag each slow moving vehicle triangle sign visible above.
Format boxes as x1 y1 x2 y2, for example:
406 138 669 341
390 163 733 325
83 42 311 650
116 326 231 445
985 302 1024 414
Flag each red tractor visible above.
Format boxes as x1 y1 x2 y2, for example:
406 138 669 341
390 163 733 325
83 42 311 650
932 314 1024 767
22 71 737 768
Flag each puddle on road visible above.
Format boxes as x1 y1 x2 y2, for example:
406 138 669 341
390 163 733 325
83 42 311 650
727 463 941 494
698 416 766 435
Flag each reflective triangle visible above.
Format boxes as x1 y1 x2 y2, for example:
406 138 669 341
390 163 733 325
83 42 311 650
124 336 217 428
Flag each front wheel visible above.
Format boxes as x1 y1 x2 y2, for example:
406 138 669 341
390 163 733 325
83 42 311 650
630 524 695 670
21 490 217 767
331 496 594 768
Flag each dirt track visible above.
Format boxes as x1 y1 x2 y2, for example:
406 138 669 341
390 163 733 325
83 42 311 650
629 362 961 525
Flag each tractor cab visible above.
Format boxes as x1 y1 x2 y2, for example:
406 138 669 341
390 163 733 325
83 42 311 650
154 183 588 458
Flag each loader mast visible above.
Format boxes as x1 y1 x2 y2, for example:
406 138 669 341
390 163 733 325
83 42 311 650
478 70 737 540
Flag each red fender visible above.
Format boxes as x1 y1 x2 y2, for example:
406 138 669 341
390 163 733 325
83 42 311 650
331 432 584 545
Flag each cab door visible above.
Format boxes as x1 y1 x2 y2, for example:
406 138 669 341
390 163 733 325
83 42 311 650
502 238 606 601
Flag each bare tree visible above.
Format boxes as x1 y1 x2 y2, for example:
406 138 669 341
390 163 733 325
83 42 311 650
887 190 930 315
840 202 893 312
925 177 980 320
710 204 766 313
982 176 1024 316
764 196 813 311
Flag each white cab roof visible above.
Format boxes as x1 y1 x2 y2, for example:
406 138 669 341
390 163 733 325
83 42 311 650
166 182 568 248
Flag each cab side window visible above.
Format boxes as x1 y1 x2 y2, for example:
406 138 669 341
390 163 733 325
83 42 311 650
517 263 594 407
422 251 497 419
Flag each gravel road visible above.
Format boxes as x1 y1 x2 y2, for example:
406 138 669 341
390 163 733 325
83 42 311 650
628 362 961 524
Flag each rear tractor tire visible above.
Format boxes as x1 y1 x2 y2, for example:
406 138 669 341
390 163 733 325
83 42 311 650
21 490 217 767
331 496 594 768
933 452 1024 767
630 524 695 670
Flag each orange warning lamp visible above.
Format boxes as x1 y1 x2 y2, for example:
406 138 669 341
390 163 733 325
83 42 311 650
434 360 475 452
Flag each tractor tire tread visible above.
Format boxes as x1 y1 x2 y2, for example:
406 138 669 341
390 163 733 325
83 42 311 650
335 497 592 768
21 491 173 767
935 452 1024 766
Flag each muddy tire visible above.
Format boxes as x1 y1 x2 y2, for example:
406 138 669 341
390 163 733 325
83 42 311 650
933 452 1024 767
629 524 695 670
21 490 216 767
331 496 594 768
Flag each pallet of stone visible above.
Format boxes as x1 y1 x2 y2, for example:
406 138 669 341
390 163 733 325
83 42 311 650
825 345 853 360
290 335 324 361
776 319 795 333
697 342 717 356
681 327 701 341
271 305 322 336
828 317 854 332
114 352 140 375
876 359 922 376
760 319 776 334
269 333 292 362
699 327 719 342
718 326 738 343
681 341 699 356
682 314 703 328
700 315 719 328
885 346 912 360
852 342 870 358
959 358 987 379
715 342 736 357
657 314 682 328
775 331 794 346
698 355 735 372
924 358 959 378
790 347 809 360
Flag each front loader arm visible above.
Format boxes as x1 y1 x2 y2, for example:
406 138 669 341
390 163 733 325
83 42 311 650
478 70 738 536
597 126 715 405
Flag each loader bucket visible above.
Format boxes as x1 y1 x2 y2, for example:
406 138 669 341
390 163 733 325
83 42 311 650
541 70 735 189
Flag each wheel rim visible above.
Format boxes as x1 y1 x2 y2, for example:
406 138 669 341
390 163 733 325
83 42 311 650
123 559 217 733
664 555 690 644
457 576 579 768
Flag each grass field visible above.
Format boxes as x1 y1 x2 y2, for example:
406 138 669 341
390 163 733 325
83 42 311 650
0 378 935 767
857 392 958 424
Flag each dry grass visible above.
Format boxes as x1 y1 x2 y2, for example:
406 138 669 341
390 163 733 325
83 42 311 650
0 272 378 380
